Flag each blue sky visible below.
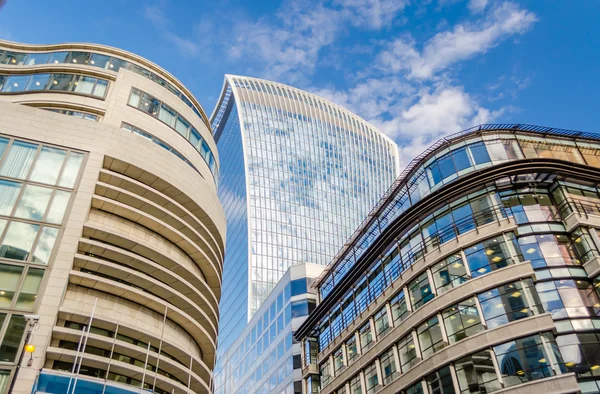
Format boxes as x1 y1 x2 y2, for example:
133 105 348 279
1 0 598 164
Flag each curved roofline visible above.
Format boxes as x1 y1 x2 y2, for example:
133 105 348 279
0 39 209 124
313 123 600 288
220 74 400 152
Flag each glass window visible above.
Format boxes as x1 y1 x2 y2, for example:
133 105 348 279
493 334 557 387
478 279 540 328
48 52 69 64
190 128 201 148
556 332 600 377
0 180 22 215
1 75 30 93
0 264 24 308
29 146 67 185
380 347 398 385
406 381 424 394
89 53 111 68
49 74 74 91
27 74 50 91
291 279 308 295
359 321 374 352
431 254 468 294
320 359 331 387
291 299 310 318
139 91 160 116
464 234 517 277
408 272 434 310
452 147 471 172
58 152 84 188
442 297 483 344
349 374 362 394
455 350 502 394
14 185 53 221
32 226 59 265
364 362 379 394
92 79 108 97
417 316 446 359
72 75 96 95
68 52 91 65
175 116 190 138
159 103 177 128
374 307 390 337
536 279 600 319
390 290 409 324
346 335 359 365
0 141 38 179
397 334 418 372
0 221 39 261
333 346 344 374
0 51 26 65
427 366 455 394
0 314 26 362
128 88 141 107
15 268 43 311
46 191 71 224
24 53 50 66
518 234 577 268
469 142 491 165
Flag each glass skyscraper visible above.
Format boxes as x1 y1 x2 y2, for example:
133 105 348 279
211 75 400 353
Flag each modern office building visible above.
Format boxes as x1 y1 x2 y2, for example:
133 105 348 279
296 124 600 394
210 75 400 355
212 263 324 394
0 40 225 394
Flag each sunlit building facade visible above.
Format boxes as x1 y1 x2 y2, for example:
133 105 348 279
0 40 225 394
297 124 600 394
210 75 400 354
212 263 323 394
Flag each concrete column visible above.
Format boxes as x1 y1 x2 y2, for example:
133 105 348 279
489 349 504 386
449 363 462 393
437 312 449 344
375 356 383 388
385 302 394 328
460 250 472 277
540 333 560 375
404 286 413 313
426 269 437 296
412 330 422 360
369 317 377 342
392 345 401 376
474 296 487 328
359 370 367 394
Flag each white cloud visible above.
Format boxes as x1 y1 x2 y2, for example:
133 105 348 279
335 0 409 29
378 2 537 79
468 0 489 14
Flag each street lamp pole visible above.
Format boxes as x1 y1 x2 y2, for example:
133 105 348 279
7 316 39 394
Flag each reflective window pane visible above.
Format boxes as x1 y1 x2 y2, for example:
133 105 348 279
92 79 108 97
0 314 26 362
0 264 24 308
72 75 96 95
25 53 50 66
0 180 21 215
27 74 50 91
49 74 74 91
0 141 38 179
0 221 40 261
0 75 30 93
32 227 59 265
15 268 43 311
15 185 53 221
46 190 71 224
58 152 84 188
29 146 66 184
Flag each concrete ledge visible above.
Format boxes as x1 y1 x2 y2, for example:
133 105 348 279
584 255 600 278
493 373 580 394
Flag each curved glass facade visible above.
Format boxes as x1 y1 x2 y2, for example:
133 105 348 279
0 48 204 121
212 75 399 355
297 126 600 394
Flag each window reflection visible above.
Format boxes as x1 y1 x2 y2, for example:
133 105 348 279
0 314 26 362
464 233 519 277
0 141 38 179
0 264 24 308
556 333 600 377
417 316 446 359
536 279 600 319
0 221 39 261
0 179 21 215
493 334 559 387
442 297 483 343
14 185 53 221
408 272 433 310
58 152 84 188
431 254 468 294
426 366 454 394
15 268 43 311
477 279 541 328
32 227 59 265
454 350 502 393
518 234 580 268
397 333 418 373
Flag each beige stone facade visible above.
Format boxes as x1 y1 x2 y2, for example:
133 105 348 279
0 41 224 394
